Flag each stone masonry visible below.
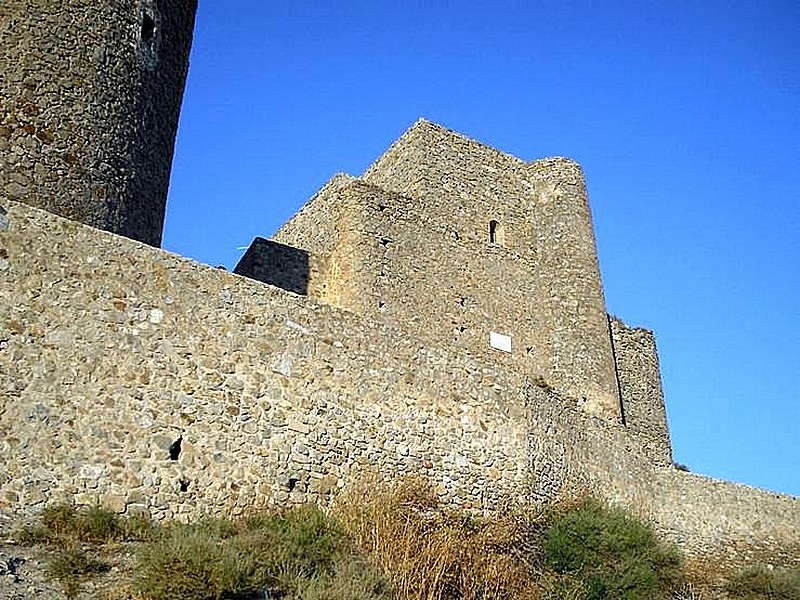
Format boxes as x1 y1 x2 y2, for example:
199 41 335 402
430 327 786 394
0 1 197 246
0 199 797 570
0 1 797 572
266 121 622 422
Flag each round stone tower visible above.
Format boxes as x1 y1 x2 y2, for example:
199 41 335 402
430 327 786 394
0 0 198 247
526 157 622 422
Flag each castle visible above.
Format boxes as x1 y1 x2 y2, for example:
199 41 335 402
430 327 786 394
0 2 797 570
233 119 671 462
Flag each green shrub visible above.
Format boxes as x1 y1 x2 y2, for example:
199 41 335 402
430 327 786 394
725 565 800 600
544 498 683 600
136 526 257 600
135 506 358 600
47 546 108 599
15 523 52 545
16 504 154 599
292 554 393 600
121 513 155 541
255 504 340 579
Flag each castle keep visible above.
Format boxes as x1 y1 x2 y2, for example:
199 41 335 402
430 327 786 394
0 3 797 570
239 121 624 424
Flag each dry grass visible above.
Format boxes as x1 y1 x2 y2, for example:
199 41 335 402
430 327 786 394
725 565 800 600
46 544 109 598
14 484 797 600
336 478 543 600
335 480 700 600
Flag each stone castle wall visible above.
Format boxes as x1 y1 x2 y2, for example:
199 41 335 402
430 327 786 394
273 178 554 385
2 199 798 568
2 0 795 573
0 0 197 246
271 121 621 421
525 384 799 568
609 317 672 466
0 200 532 522
244 182 673 465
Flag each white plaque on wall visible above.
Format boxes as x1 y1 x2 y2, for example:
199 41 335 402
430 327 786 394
489 331 512 353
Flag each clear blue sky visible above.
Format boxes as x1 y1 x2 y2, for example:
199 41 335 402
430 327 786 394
163 1 799 497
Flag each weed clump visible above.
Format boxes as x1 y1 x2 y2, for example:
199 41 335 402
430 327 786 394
135 505 390 600
338 482 691 600
16 504 150 598
725 565 800 600
47 545 108 598
543 498 684 599
17 503 150 545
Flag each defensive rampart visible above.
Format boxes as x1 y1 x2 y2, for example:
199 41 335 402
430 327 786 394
526 385 799 568
1 199 797 568
0 200 532 521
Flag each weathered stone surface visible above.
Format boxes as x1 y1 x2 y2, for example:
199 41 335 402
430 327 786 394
264 121 621 421
610 317 673 466
0 200 797 569
0 5 797 570
0 1 197 247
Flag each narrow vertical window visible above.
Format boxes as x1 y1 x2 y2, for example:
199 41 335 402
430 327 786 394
141 13 156 47
489 220 504 245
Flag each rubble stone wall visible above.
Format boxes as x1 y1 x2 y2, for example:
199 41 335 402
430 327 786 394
609 317 672 465
0 200 532 522
0 0 197 246
1 200 797 569
525 385 799 568
271 121 621 420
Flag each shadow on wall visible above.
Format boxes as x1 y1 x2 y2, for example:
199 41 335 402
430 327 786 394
234 238 310 296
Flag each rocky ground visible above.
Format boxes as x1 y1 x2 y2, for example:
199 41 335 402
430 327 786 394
0 513 139 600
